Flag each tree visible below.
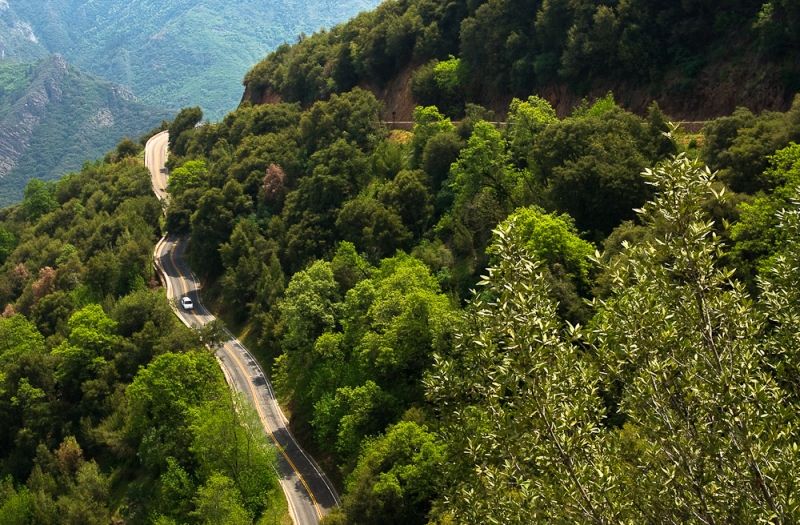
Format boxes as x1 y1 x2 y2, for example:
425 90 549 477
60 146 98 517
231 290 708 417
450 120 523 212
191 473 251 525
379 170 434 238
219 220 271 322
105 136 140 163
495 206 594 285
533 107 662 237
112 289 175 339
312 380 397 459
167 160 208 197
0 226 15 266
53 305 119 402
0 315 45 365
421 132 463 195
83 250 120 299
126 351 227 473
410 106 455 168
322 420 445 525
505 95 557 169
282 157 355 269
759 187 800 401
56 461 111 525
169 107 203 157
307 139 371 193
280 260 340 353
251 253 286 354
0 479 33 525
433 56 468 97
426 217 614 524
227 131 302 200
330 241 372 295
300 88 386 155
154 458 195 524
190 394 279 517
335 195 412 261
260 163 287 214
591 155 800 522
702 97 800 194
411 55 468 115
275 260 341 412
31 291 75 338
22 180 58 223
495 205 596 322
278 253 454 466
189 180 252 276
166 187 204 233
730 142 800 280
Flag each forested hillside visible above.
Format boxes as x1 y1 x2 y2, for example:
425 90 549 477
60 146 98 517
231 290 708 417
0 0 382 119
0 142 286 523
3 0 800 522
243 0 800 119
0 55 172 208
0 13 47 63
146 80 800 523
0 0 384 206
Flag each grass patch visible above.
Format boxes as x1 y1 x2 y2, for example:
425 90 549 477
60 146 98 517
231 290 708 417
675 132 705 158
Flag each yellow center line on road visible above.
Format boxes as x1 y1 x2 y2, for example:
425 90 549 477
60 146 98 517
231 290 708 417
166 238 324 521
222 343 324 521
168 241 187 298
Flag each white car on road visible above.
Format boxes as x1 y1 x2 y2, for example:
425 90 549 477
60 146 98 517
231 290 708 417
181 296 194 310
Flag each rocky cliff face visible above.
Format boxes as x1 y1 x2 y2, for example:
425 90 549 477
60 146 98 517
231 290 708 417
0 54 172 207
0 54 67 177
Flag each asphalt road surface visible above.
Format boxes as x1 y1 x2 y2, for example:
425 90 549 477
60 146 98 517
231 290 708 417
145 131 170 201
146 134 340 525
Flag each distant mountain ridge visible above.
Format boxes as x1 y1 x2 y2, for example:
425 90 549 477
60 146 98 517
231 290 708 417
0 2 48 63
0 54 172 207
0 0 381 119
0 54 69 175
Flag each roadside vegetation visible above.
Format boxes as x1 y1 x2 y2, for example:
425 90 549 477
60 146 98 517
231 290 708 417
3 0 800 522
0 140 285 524
152 85 800 524
244 0 800 116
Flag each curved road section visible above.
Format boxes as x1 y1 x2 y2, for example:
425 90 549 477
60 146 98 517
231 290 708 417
145 132 340 525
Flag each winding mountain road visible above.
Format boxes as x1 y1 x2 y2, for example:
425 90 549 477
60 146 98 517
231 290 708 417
145 132 340 525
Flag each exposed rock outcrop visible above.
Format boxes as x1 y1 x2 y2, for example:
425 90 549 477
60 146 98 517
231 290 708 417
0 54 67 176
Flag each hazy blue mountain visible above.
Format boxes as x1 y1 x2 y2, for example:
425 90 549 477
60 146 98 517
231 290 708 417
0 55 172 207
0 7 48 63
0 0 381 119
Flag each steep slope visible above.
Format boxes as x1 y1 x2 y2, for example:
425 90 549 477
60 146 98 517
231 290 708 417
241 0 800 120
0 0 381 119
0 55 172 207
0 6 47 62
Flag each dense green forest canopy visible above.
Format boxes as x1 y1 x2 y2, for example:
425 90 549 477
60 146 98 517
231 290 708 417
244 0 800 117
3 1 800 517
0 143 285 523
0 0 382 119
146 82 800 523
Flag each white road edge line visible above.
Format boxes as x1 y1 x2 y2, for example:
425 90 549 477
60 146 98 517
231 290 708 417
147 133 341 523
